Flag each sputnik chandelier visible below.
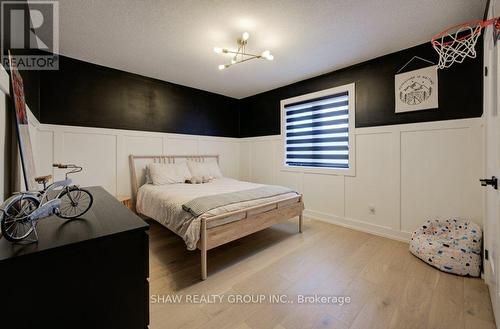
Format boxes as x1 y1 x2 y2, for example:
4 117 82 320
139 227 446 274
214 32 274 70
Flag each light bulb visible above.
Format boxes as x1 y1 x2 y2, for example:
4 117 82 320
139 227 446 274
261 50 270 58
218 64 226 70
266 54 274 61
214 47 222 54
242 32 250 41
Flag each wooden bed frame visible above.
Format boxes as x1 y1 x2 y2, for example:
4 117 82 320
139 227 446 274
129 154 304 280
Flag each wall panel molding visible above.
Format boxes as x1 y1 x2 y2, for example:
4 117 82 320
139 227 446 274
303 209 411 243
26 109 241 197
21 103 486 243
240 117 485 241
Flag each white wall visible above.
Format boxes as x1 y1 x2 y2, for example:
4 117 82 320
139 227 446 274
240 118 484 241
27 113 241 197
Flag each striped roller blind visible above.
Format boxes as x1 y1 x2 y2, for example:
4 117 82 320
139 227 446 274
284 91 349 169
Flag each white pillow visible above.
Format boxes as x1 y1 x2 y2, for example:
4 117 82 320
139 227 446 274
186 160 211 178
205 160 223 178
187 160 223 178
148 162 191 185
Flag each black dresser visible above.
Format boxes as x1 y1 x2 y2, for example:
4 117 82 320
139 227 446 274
0 186 149 329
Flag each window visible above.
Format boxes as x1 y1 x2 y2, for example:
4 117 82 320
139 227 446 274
281 83 355 175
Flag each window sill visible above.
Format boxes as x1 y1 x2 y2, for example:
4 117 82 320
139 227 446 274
280 165 356 177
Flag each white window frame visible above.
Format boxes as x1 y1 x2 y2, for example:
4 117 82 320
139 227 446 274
280 83 356 176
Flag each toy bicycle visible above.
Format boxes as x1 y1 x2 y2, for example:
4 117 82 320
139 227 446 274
0 163 93 242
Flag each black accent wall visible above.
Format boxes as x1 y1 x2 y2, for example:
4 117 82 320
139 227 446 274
239 40 483 137
24 39 483 138
19 69 40 118
39 55 240 137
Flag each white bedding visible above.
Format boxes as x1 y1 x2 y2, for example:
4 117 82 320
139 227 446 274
136 178 298 250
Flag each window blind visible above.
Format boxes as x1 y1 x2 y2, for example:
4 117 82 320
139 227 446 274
284 91 349 169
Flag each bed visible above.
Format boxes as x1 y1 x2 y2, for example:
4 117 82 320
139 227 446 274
129 154 304 280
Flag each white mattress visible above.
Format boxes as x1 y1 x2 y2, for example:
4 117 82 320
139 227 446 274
136 178 298 250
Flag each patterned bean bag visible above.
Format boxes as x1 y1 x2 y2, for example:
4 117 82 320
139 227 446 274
409 218 482 277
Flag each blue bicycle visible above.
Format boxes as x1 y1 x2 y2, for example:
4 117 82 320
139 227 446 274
0 164 93 242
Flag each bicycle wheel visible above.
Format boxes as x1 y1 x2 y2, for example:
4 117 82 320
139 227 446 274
1 195 39 242
57 187 93 219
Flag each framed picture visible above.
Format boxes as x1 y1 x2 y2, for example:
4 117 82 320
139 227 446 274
8 51 37 191
395 65 439 113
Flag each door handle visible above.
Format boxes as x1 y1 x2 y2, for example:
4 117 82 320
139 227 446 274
480 176 498 190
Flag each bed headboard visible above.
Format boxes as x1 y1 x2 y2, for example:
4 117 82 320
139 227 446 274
128 154 219 205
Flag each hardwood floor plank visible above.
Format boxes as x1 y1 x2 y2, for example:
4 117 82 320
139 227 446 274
464 277 496 324
427 272 465 329
464 315 497 329
388 277 433 329
348 292 399 329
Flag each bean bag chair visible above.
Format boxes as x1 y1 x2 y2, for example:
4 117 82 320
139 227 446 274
409 218 481 277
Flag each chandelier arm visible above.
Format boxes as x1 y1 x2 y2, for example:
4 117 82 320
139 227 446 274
223 50 260 57
233 55 262 65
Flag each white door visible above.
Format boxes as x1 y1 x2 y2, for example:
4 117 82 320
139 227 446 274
484 1 500 325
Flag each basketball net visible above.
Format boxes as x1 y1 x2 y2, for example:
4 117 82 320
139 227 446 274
432 18 500 69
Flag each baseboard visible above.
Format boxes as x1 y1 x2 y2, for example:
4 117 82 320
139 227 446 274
303 209 411 243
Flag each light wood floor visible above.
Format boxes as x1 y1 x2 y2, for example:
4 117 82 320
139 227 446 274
148 218 496 329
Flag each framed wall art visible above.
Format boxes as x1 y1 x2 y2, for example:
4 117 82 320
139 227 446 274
395 65 439 113
8 51 37 191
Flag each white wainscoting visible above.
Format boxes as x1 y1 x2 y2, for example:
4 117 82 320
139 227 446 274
239 118 485 241
27 112 241 197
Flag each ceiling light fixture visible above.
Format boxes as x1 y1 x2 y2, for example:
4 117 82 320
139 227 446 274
214 32 274 70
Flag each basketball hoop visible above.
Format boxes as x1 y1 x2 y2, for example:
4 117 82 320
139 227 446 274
432 17 500 69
